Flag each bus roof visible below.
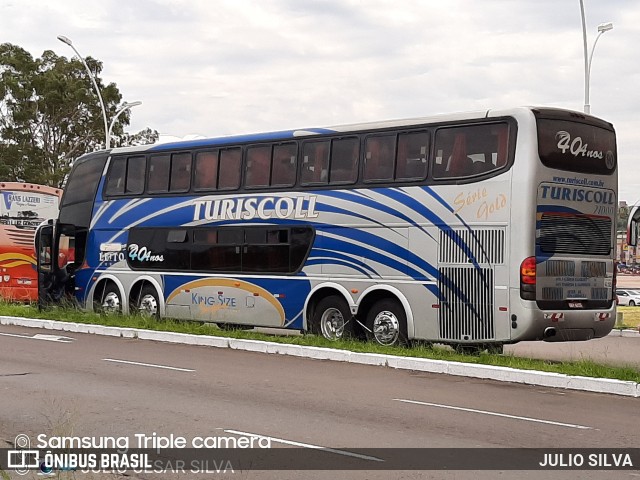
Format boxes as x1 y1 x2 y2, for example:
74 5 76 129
110 108 492 155
0 182 62 198
91 105 607 158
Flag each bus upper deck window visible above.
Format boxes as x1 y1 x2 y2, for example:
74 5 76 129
301 141 329 185
271 143 297 187
148 155 170 193
218 148 241 190
364 135 395 182
169 153 192 192
194 151 219 191
245 146 272 188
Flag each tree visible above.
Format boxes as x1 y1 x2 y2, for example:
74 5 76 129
618 203 629 233
115 127 159 148
0 43 156 187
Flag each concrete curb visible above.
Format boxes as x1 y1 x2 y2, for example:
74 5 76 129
1 315 639 398
609 328 639 338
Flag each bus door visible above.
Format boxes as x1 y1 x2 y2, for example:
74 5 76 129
35 220 54 309
36 220 76 308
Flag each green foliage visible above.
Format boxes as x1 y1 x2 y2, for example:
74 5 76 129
0 43 157 187
618 203 630 232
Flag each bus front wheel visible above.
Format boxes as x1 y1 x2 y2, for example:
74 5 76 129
365 299 408 347
313 295 353 341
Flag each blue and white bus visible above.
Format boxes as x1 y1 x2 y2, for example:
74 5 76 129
37 106 618 350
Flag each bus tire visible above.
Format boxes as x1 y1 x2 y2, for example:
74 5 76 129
313 295 354 341
95 283 122 315
365 298 408 347
135 285 160 319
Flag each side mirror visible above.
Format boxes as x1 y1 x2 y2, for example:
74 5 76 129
627 207 640 246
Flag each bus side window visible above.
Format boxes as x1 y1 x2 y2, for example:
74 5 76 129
245 145 272 188
218 148 241 190
329 137 359 184
126 155 146 194
364 135 395 182
396 131 429 181
105 157 126 196
433 128 469 178
493 124 509 169
271 143 297 187
147 154 170 193
169 153 192 192
434 123 509 179
194 151 219 191
301 141 329 185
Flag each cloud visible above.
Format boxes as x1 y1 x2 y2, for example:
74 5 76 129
2 0 638 200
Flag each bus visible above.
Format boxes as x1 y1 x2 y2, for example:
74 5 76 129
0 182 62 302
626 207 640 263
36 106 617 350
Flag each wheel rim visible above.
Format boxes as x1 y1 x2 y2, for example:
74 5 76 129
101 292 121 313
320 307 345 340
138 293 158 317
372 310 400 345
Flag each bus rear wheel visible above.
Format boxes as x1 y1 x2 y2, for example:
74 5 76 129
136 285 160 318
313 295 353 341
366 299 408 347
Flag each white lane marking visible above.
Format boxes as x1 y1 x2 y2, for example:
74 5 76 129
224 429 384 462
393 399 592 430
103 358 194 372
0 332 74 343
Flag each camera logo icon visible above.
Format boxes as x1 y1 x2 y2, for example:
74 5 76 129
7 434 39 475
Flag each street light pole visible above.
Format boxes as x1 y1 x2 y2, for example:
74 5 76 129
579 1 613 114
57 35 111 148
108 101 143 146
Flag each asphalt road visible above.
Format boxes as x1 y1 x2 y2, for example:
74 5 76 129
1 323 639 480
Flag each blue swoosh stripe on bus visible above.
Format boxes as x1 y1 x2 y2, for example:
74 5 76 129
418 186 496 268
309 248 379 277
380 188 480 266
305 258 373 278
313 203 388 229
318 237 438 296
324 227 438 279
388 188 495 291
321 190 434 239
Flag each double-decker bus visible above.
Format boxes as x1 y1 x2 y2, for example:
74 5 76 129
0 182 62 302
36 107 617 350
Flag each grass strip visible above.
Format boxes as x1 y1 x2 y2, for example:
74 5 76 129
1 302 639 383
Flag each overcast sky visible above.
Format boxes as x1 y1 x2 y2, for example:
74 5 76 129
2 0 639 202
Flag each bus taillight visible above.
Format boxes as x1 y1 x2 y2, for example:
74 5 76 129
520 256 536 300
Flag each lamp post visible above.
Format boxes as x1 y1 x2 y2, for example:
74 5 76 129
108 101 142 145
57 35 111 148
579 1 613 114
